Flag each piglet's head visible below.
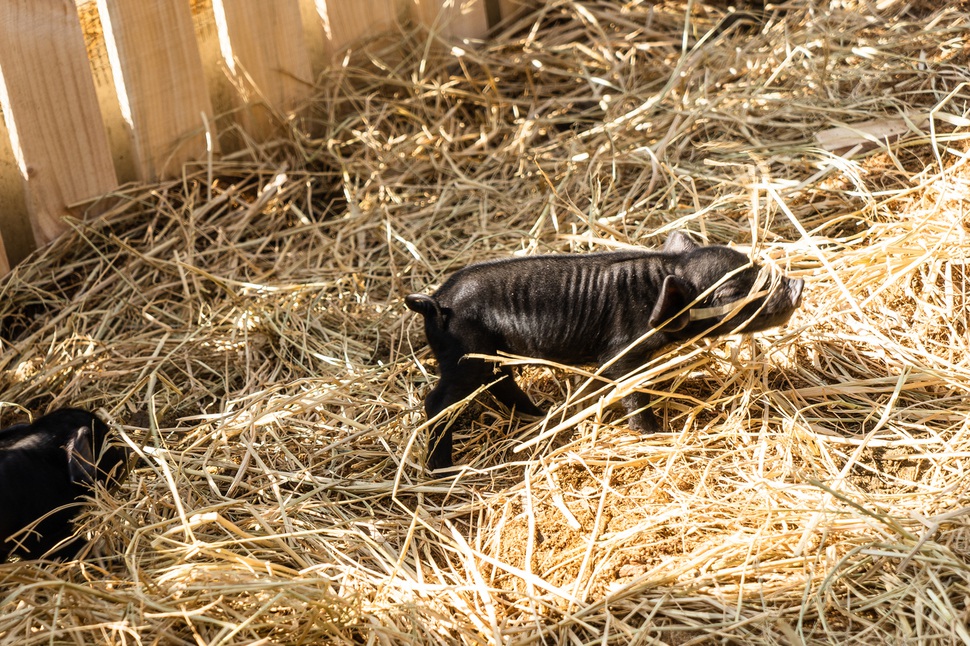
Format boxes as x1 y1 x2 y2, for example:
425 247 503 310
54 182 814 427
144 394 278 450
38 409 131 490
649 231 804 337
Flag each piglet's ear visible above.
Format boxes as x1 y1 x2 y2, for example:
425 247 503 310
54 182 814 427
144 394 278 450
65 426 97 486
662 230 699 254
649 275 692 331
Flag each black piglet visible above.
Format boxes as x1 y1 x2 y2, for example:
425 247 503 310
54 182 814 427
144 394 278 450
0 408 129 561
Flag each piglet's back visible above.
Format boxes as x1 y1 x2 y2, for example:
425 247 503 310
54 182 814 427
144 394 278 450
434 251 664 305
431 251 671 360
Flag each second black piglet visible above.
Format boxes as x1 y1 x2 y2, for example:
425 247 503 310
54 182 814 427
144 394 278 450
0 408 129 561
406 231 804 470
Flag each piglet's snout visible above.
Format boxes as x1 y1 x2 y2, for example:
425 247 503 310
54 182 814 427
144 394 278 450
789 278 804 308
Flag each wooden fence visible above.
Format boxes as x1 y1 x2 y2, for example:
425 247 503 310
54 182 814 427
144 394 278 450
0 0 529 275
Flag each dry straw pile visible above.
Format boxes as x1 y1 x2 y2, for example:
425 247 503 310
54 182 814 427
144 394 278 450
2 0 970 643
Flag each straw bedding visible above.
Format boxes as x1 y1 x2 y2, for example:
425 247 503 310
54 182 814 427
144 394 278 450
2 0 970 643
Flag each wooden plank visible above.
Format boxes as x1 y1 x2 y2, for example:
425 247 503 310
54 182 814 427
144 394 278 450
311 0 401 58
211 0 313 141
0 240 8 277
0 227 9 276
97 0 216 181
0 0 118 247
0 121 33 271
297 0 328 75
412 0 489 40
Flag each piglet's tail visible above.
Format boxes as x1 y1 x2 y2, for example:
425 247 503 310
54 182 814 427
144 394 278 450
405 293 451 329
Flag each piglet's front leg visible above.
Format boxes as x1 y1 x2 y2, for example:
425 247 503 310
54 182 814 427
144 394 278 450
602 353 663 433
620 391 660 433
571 374 661 433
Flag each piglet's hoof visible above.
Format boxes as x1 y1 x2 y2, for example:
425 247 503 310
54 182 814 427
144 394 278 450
627 409 660 434
426 448 454 472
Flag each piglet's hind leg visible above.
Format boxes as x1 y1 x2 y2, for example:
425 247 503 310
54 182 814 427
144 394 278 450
602 356 662 433
423 360 498 470
423 384 458 471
